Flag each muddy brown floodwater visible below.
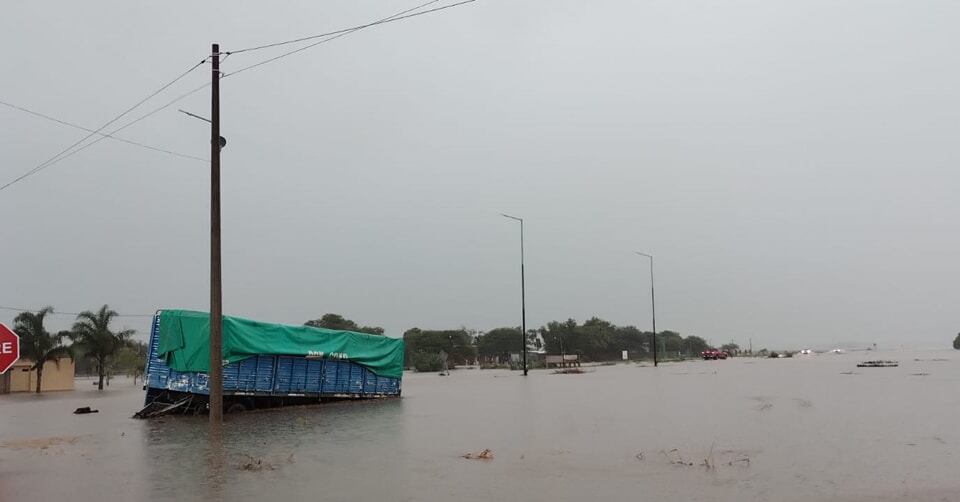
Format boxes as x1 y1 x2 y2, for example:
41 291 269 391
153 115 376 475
2 349 959 501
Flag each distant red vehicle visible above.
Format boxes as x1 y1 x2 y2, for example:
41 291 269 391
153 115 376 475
701 350 729 360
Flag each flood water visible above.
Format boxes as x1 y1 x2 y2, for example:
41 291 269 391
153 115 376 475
2 349 959 501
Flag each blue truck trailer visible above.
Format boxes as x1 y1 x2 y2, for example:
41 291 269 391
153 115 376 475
137 310 403 417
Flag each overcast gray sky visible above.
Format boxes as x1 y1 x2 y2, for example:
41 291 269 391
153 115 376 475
2 0 958 350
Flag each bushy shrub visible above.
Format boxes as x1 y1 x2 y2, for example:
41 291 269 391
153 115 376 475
411 353 443 372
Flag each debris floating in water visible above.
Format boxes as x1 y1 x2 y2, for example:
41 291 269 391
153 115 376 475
656 447 752 470
73 407 99 415
856 360 898 368
660 448 694 466
462 449 493 460
237 454 277 471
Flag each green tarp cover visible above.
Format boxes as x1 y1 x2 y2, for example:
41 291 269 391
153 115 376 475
157 310 404 379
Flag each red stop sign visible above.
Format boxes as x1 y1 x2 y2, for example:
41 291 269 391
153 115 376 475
0 323 20 374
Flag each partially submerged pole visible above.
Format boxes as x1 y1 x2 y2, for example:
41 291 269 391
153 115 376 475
520 218 527 376
635 252 657 367
501 213 528 376
209 43 223 427
650 255 657 367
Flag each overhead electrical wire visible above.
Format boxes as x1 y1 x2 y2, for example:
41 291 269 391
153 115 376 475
108 82 212 135
0 99 207 163
0 59 207 192
0 0 477 193
18 81 216 176
223 0 476 78
112 1 470 130
227 0 457 54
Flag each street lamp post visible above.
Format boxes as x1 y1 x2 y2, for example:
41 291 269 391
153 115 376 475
635 252 657 367
501 213 527 376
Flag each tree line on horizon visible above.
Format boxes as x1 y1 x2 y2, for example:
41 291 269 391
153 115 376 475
12 305 139 392
302 313 723 372
13 309 959 392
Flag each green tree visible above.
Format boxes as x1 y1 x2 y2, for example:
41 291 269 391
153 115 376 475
476 327 522 359
71 305 134 390
611 326 649 359
109 340 148 381
580 317 619 359
720 343 740 354
409 353 443 372
660 331 684 355
542 318 658 361
683 336 711 355
954 333 960 350
13 307 72 393
305 313 384 335
539 319 579 356
539 318 708 361
403 327 475 367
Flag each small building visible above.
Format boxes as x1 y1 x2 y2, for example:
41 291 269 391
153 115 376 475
0 358 75 393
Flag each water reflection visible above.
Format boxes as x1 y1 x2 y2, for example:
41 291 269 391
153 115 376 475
205 428 225 502
4 352 960 501
141 399 404 501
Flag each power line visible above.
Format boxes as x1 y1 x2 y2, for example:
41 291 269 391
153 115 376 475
0 306 154 318
227 0 444 54
0 99 207 163
0 81 213 189
0 59 208 193
0 1 477 192
224 0 476 78
110 82 212 134
3 61 206 189
42 81 214 168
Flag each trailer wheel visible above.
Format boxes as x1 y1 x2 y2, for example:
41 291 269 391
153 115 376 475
226 402 247 414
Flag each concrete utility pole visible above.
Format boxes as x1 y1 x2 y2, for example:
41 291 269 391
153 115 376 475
209 43 223 427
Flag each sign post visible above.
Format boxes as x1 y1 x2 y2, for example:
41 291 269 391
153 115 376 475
0 323 20 374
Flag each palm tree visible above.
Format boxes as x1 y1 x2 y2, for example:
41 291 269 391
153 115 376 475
71 305 134 390
14 307 73 393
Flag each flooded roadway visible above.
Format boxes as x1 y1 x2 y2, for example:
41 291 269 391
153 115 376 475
2 349 959 501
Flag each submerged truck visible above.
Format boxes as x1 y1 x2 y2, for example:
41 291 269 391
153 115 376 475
136 310 403 417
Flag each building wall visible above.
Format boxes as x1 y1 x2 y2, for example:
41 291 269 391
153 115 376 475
7 358 75 392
